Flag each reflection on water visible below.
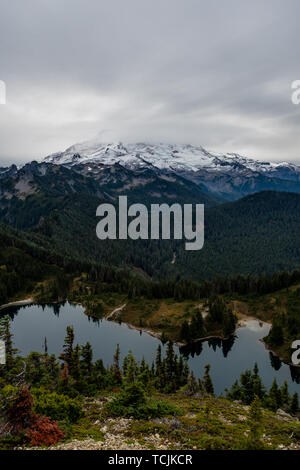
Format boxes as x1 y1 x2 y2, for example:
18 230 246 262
180 335 236 359
1 303 300 395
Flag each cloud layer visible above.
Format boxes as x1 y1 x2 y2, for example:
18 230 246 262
0 0 300 165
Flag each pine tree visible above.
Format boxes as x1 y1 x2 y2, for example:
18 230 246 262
72 344 81 381
208 296 226 323
222 308 236 337
112 343 122 383
81 342 93 375
268 321 284 346
190 309 204 339
269 379 282 410
123 351 138 384
246 395 264 449
180 320 190 342
291 393 299 415
150 362 155 378
198 377 205 395
280 381 289 406
186 372 198 396
155 344 162 373
161 331 168 344
165 341 175 384
176 355 185 387
203 364 214 396
252 364 265 399
44 337 48 355
60 326 74 372
140 357 146 374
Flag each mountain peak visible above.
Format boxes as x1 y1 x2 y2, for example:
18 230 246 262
43 139 300 181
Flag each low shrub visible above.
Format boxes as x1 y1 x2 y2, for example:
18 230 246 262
32 388 82 423
105 383 180 419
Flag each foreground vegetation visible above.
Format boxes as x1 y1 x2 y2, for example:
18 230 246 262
0 320 299 450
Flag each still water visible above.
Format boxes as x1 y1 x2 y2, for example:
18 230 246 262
1 302 299 395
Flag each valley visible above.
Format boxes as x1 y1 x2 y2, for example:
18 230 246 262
1 141 300 451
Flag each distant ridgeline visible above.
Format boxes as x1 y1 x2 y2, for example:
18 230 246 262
1 165 300 281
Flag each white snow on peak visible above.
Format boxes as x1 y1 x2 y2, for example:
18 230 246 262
43 139 300 176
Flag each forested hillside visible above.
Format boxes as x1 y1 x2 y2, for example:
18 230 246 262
2 190 300 281
173 191 300 280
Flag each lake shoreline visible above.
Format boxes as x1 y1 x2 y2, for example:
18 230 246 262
2 297 299 369
78 302 300 368
0 298 34 311
260 339 300 369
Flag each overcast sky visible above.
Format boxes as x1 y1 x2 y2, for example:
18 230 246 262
0 0 300 165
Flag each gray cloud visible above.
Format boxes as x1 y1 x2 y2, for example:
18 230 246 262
0 0 300 165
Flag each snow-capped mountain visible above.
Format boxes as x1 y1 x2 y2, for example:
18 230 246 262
44 139 300 180
42 139 300 201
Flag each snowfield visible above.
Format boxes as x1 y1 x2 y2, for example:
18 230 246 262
44 140 300 180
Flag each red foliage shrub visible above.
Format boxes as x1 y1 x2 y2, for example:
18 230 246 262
7 383 65 447
25 415 65 447
8 384 35 434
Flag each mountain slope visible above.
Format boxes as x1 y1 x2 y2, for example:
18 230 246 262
44 140 300 178
1 174 300 280
2 146 300 281
43 140 300 200
0 161 216 273
172 191 300 280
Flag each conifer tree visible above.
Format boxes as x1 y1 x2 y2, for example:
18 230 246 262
190 309 204 339
60 326 74 372
180 320 190 342
123 351 138 384
81 342 93 375
203 364 214 396
268 320 284 346
186 372 198 396
269 379 282 410
291 393 299 415
166 341 175 385
280 381 289 406
222 308 236 337
112 343 122 383
246 395 264 449
155 344 162 373
44 337 48 355
72 344 81 381
251 364 265 399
